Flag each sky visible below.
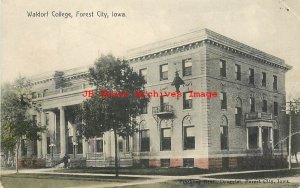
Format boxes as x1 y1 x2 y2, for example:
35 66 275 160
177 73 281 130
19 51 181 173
1 0 300 99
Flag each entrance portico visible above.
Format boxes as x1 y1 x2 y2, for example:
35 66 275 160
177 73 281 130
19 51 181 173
245 112 275 154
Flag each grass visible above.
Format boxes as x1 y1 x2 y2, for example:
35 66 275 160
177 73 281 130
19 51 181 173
1 173 146 188
204 168 300 179
56 167 210 176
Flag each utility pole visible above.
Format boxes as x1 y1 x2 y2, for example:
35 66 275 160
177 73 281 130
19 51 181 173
284 101 300 170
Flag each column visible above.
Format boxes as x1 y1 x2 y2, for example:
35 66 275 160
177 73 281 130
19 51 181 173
82 137 89 158
59 106 66 158
246 127 249 150
270 128 274 149
104 132 111 158
258 126 262 149
37 112 42 158
41 111 47 158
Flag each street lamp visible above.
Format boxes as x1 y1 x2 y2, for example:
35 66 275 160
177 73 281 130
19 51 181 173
73 142 78 159
49 144 56 167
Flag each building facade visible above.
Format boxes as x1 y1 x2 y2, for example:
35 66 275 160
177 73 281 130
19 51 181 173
20 29 291 169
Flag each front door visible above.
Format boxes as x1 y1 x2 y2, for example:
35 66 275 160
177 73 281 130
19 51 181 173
262 128 271 155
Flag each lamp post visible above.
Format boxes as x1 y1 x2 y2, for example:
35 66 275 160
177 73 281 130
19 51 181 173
49 144 56 166
73 142 78 159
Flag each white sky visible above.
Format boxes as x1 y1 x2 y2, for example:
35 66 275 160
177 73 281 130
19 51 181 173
1 0 300 98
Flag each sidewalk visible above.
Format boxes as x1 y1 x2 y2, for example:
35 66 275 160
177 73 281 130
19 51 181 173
1 167 300 187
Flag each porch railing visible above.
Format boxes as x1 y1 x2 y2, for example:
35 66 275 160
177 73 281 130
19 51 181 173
245 112 273 121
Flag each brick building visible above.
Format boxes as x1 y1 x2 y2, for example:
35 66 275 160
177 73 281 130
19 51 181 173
20 29 291 169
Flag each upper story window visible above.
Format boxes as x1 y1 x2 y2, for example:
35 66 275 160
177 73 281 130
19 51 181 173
273 75 278 90
43 89 48 97
262 100 268 113
249 68 254 85
220 60 226 77
160 64 168 81
183 92 192 109
250 97 255 112
32 92 37 99
220 92 227 110
183 58 192 76
140 102 148 114
139 68 147 83
262 72 267 87
274 102 279 116
235 64 241 81
183 126 195 150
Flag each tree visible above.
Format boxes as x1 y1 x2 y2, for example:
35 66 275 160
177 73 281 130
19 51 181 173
75 54 148 177
1 76 45 172
290 98 300 164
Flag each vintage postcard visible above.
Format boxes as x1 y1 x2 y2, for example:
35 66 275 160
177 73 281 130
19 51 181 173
1 0 300 187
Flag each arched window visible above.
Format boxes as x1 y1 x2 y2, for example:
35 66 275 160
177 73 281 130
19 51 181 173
220 116 228 150
235 97 242 126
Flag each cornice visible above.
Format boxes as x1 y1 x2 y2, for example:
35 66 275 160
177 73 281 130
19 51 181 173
126 29 292 71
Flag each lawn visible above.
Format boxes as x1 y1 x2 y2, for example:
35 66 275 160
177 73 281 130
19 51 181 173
204 168 300 179
56 167 210 176
1 173 146 188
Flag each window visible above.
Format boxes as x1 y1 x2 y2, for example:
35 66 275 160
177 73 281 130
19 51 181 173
220 116 228 150
249 68 254 84
220 60 226 77
183 58 192 76
183 158 194 168
32 92 37 99
160 159 170 167
274 129 279 149
262 100 268 113
220 92 227 110
160 64 168 81
139 68 147 83
249 127 258 149
96 139 103 153
235 98 242 127
43 89 48 97
235 64 241 81
250 97 255 112
183 92 192 109
273 75 278 90
161 128 171 151
140 130 150 152
160 96 169 112
184 126 195 150
118 140 123 152
32 115 37 123
274 102 278 116
262 72 266 87
235 107 242 126
140 102 148 114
